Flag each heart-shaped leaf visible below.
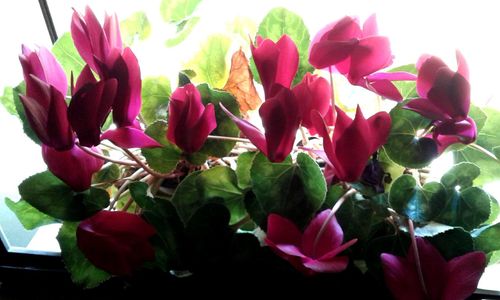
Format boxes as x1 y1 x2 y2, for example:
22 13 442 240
5 198 57 230
440 162 480 190
141 120 182 173
141 76 171 125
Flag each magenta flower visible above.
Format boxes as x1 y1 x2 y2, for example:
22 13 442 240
405 51 476 152
18 47 104 191
167 84 216 154
221 85 301 162
77 210 156 276
292 72 333 133
265 210 357 275
311 106 391 182
71 7 158 149
381 237 486 300
309 15 415 101
251 34 299 98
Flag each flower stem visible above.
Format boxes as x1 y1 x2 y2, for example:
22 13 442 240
109 168 145 209
408 219 429 298
469 143 498 160
207 135 251 143
312 188 356 257
77 143 138 166
328 66 335 111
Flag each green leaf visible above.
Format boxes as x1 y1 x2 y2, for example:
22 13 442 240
4 198 57 230
389 175 446 222
141 121 182 173
378 148 405 190
472 222 500 254
414 222 454 237
171 167 246 225
486 195 499 225
92 164 121 187
52 32 85 80
166 17 200 47
235 151 257 190
184 34 231 88
226 17 257 40
387 64 418 99
18 171 109 221
469 105 488 132
141 76 171 125
197 83 240 158
130 182 184 269
323 184 345 209
494 146 500 159
440 162 480 189
250 152 326 228
436 187 491 230
120 11 151 45
1 86 17 115
384 103 438 168
57 222 110 288
160 0 202 23
196 166 246 225
454 108 500 185
255 7 313 86
427 228 474 260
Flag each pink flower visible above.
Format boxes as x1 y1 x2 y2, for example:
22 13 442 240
221 85 301 162
309 15 415 101
311 106 391 182
265 210 357 275
381 237 486 300
251 35 299 98
291 73 334 133
72 7 158 149
405 51 476 152
77 210 156 276
167 84 217 153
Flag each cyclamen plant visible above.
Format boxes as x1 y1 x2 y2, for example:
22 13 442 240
5 4 500 298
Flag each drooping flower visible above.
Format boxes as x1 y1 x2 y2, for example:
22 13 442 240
265 210 357 275
381 237 486 300
167 83 217 153
221 84 301 162
42 144 104 192
18 46 103 191
309 15 415 101
77 210 156 276
71 7 159 149
405 51 476 152
251 34 299 98
291 72 334 133
311 106 391 182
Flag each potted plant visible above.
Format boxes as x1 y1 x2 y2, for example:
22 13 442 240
3 3 500 299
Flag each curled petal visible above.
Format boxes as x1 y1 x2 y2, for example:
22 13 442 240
101 126 161 149
301 210 343 258
347 36 393 83
444 252 486 300
266 214 302 247
416 55 447 98
309 39 358 70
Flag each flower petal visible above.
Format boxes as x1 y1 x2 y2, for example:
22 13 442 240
309 39 359 70
443 251 486 300
275 35 299 89
301 210 343 258
220 102 267 155
405 97 449 120
347 36 393 83
101 126 161 148
302 256 349 273
362 14 378 36
266 213 302 247
416 55 447 98
381 253 426 300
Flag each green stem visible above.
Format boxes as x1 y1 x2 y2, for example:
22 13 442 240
77 143 138 166
207 135 250 143
469 143 498 160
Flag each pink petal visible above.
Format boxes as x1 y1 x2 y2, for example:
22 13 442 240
74 64 97 93
318 238 358 261
405 97 449 120
366 71 417 81
42 144 103 192
416 55 447 98
101 126 161 148
324 16 362 41
69 79 117 147
251 37 279 97
443 251 486 300
415 237 448 299
266 213 302 247
46 86 75 150
456 50 469 81
220 103 267 155
292 73 331 129
347 36 393 83
363 79 403 101
362 14 378 36
367 111 391 153
310 110 342 176
302 256 349 273
103 13 122 51
36 47 68 96
301 210 343 258
275 35 299 89
427 68 470 120
259 86 301 162
175 103 217 153
71 10 97 71
380 253 426 300
274 244 306 258
309 39 358 70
